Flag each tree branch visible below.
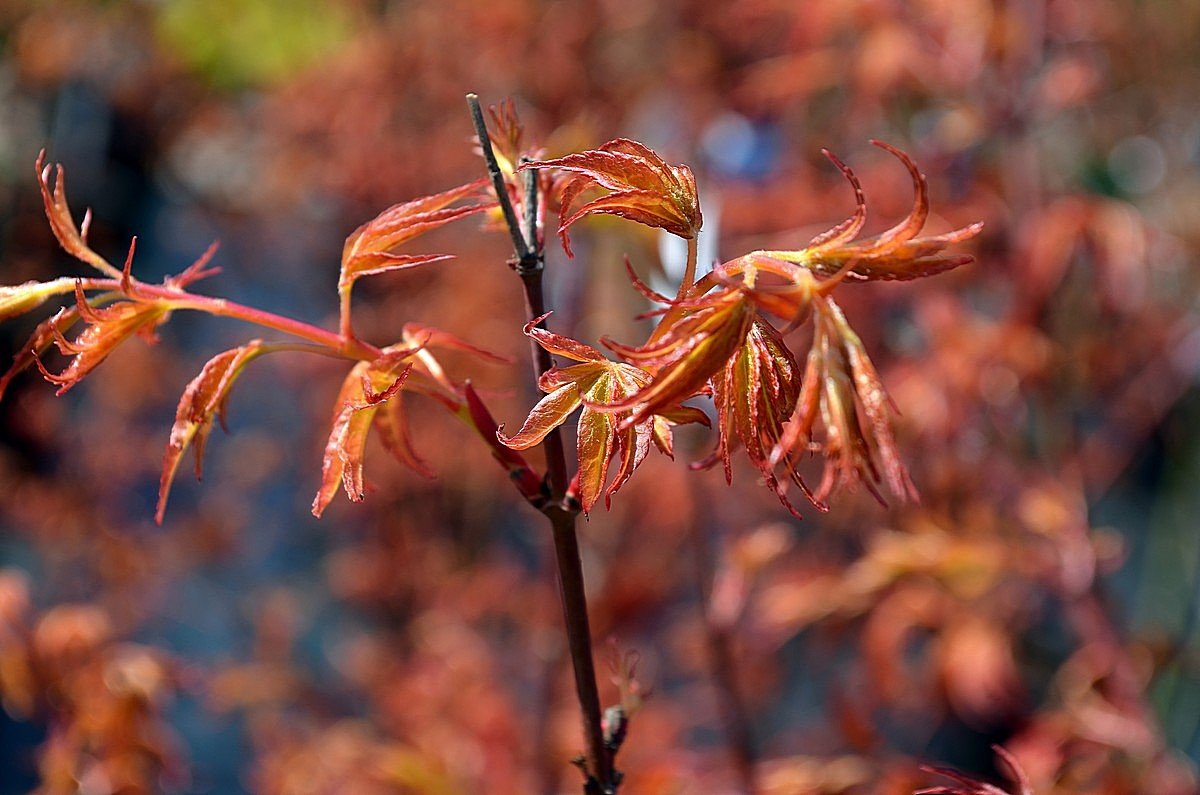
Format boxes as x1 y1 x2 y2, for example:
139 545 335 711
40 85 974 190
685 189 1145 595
467 93 617 793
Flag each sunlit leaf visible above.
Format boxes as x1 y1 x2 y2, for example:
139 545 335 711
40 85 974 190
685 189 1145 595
0 278 80 323
35 282 170 396
600 288 754 427
35 151 120 278
157 341 267 524
526 138 702 257
498 317 707 513
338 181 491 336
312 353 415 517
755 141 982 283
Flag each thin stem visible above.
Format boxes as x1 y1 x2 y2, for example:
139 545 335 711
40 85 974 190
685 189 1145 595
523 155 540 254
134 284 382 361
50 276 380 360
339 288 354 342
467 94 531 264
677 235 699 300
255 341 358 360
516 270 571 498
468 94 615 792
550 506 613 793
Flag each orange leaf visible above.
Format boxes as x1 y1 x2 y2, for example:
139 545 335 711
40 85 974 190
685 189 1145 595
36 283 169 395
312 354 417 517
496 382 582 450
526 138 702 257
157 341 266 524
339 181 490 290
756 141 982 283
0 305 82 401
338 180 491 337
576 393 616 513
400 322 512 365
600 288 755 427
35 151 120 278
522 312 605 363
498 322 706 513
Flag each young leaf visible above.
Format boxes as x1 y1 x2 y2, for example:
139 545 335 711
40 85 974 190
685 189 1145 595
498 317 708 513
757 141 982 282
526 139 702 257
312 354 415 517
694 318 820 518
338 181 491 337
35 151 122 279
771 296 915 507
0 305 84 401
157 341 267 524
0 278 82 323
35 283 170 395
599 288 755 427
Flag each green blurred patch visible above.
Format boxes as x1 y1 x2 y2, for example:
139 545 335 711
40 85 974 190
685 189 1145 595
155 0 354 89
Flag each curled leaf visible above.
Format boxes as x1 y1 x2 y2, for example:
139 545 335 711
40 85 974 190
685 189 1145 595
772 296 916 506
157 341 267 524
599 288 755 427
526 139 702 257
0 305 84 401
757 141 982 282
499 320 707 513
312 353 416 517
36 151 121 278
36 282 170 395
694 318 819 518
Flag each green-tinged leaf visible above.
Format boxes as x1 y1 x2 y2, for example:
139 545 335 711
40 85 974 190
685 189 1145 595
576 403 615 515
499 322 708 513
0 278 80 323
605 420 651 509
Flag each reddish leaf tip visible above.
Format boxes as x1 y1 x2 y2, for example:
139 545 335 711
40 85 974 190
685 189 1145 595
523 311 553 335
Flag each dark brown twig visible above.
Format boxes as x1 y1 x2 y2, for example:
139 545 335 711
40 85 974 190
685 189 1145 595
467 93 531 265
467 93 617 794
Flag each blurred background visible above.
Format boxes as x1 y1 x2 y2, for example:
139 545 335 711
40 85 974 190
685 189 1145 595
1 1 1199 792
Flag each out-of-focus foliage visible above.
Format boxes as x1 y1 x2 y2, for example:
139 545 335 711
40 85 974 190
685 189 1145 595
156 0 356 89
2 0 1200 793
